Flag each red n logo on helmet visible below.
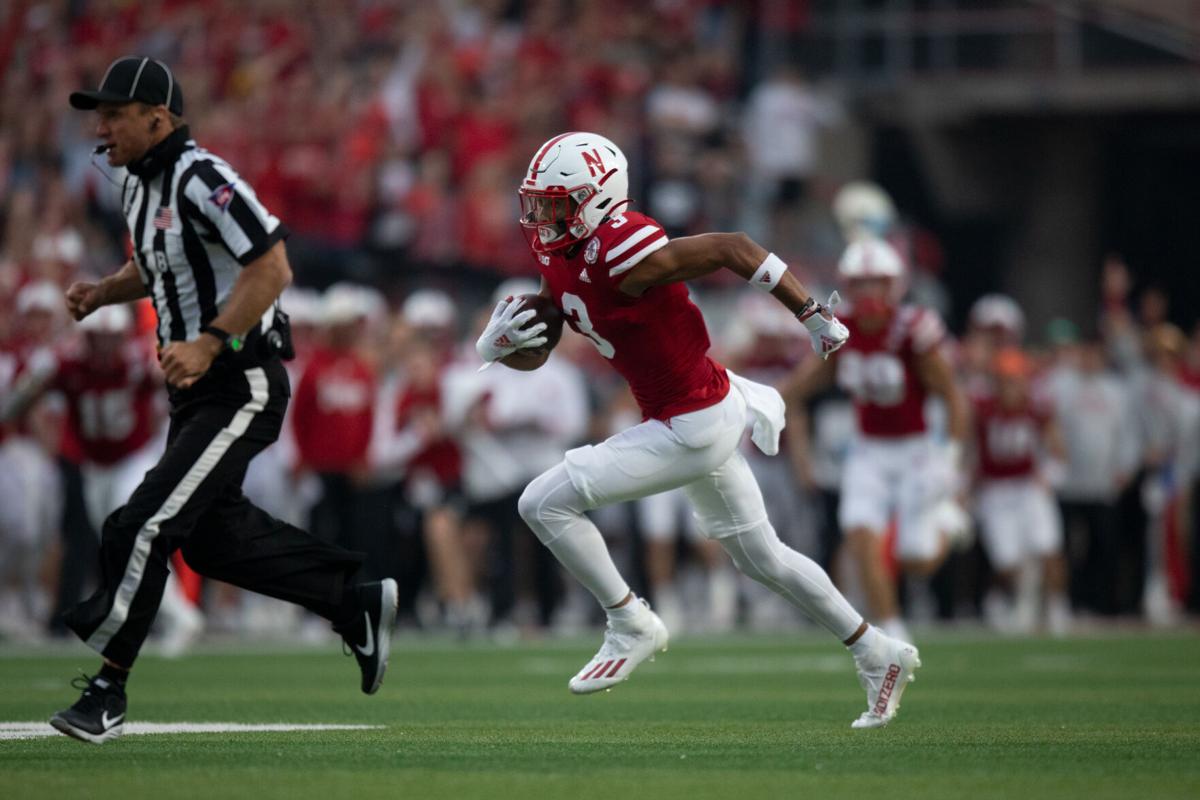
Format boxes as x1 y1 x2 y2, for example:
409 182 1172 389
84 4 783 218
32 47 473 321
581 149 606 178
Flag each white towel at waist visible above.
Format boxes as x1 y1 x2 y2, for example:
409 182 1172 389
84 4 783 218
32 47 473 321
726 369 786 457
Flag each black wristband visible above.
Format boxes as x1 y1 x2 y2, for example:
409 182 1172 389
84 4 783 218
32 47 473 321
201 325 243 352
795 296 818 322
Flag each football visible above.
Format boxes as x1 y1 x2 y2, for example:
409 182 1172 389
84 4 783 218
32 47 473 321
515 292 563 352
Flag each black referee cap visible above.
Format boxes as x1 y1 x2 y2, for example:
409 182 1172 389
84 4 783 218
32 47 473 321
70 56 183 115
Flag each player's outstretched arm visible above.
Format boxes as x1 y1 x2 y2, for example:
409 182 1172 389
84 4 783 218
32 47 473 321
619 232 848 358
618 232 814 313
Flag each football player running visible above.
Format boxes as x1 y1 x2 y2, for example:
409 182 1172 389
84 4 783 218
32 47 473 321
782 238 969 643
477 132 919 728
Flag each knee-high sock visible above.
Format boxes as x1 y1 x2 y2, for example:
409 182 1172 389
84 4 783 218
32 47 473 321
721 522 862 640
518 465 630 608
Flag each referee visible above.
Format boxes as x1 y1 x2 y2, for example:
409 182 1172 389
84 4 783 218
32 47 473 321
51 56 399 744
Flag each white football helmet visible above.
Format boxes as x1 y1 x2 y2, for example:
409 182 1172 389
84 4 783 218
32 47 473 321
968 293 1025 340
78 303 131 333
519 132 629 252
833 181 896 242
837 237 905 279
281 287 323 327
401 289 455 330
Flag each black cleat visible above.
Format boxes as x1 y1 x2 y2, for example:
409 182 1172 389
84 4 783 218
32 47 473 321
49 674 127 744
337 578 398 694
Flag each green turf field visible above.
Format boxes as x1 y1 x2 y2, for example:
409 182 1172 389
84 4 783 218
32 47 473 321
1 632 1198 799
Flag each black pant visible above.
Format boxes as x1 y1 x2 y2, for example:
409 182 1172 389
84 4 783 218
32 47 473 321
63 360 362 667
471 490 561 627
1061 498 1120 615
50 457 98 636
310 473 395 578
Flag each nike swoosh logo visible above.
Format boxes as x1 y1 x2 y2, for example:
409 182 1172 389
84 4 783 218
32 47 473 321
101 711 124 730
354 611 375 658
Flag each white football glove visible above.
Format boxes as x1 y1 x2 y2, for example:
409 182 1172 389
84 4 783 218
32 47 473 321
799 291 850 359
475 296 548 364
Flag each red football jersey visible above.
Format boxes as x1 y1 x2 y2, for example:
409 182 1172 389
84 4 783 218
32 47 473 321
536 211 729 421
835 304 945 438
974 397 1048 480
51 341 162 465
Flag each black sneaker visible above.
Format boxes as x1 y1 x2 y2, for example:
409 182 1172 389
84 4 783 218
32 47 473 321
49 674 127 744
336 578 398 695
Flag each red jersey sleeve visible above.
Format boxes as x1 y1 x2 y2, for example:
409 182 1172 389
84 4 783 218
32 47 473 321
597 212 670 280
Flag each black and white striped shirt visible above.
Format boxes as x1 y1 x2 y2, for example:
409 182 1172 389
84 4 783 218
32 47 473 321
121 140 287 347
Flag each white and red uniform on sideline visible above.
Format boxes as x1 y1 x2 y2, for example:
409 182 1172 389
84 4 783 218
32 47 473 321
537 211 730 421
51 342 161 466
973 397 1062 570
0 342 64 563
45 340 165 531
834 304 949 559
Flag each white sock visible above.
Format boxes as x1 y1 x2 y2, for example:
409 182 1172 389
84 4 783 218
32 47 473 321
848 624 884 659
520 466 631 608
720 523 863 641
605 595 649 629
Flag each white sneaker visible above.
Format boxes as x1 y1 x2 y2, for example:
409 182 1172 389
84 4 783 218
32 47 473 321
851 635 921 729
569 601 669 695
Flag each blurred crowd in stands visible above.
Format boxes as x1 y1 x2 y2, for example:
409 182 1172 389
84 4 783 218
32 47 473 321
2 1 1198 648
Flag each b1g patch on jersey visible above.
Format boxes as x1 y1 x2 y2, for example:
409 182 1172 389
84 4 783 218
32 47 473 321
584 237 600 264
208 181 237 213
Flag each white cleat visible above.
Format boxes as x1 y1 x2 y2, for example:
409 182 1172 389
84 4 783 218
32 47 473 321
569 603 669 695
851 636 921 729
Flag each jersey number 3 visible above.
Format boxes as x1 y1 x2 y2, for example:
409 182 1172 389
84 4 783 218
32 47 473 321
561 293 615 359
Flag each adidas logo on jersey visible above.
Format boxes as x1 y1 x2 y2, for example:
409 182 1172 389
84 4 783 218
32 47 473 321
579 268 591 283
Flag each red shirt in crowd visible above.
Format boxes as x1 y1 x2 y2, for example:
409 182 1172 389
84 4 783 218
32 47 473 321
395 383 461 487
292 346 376 473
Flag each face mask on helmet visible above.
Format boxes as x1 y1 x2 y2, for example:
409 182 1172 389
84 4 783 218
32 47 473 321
846 277 896 320
519 186 594 250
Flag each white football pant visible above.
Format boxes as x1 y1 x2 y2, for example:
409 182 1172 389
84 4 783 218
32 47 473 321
519 383 862 640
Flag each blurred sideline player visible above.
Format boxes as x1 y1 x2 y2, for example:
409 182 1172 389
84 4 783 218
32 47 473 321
1 303 204 653
0 282 65 636
477 131 919 728
959 294 1025 401
972 348 1071 635
782 238 969 643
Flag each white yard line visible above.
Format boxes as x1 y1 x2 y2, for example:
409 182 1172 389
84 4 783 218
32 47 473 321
0 722 384 742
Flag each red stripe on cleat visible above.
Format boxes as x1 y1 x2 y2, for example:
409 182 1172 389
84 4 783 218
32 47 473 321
604 658 627 678
581 661 610 681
